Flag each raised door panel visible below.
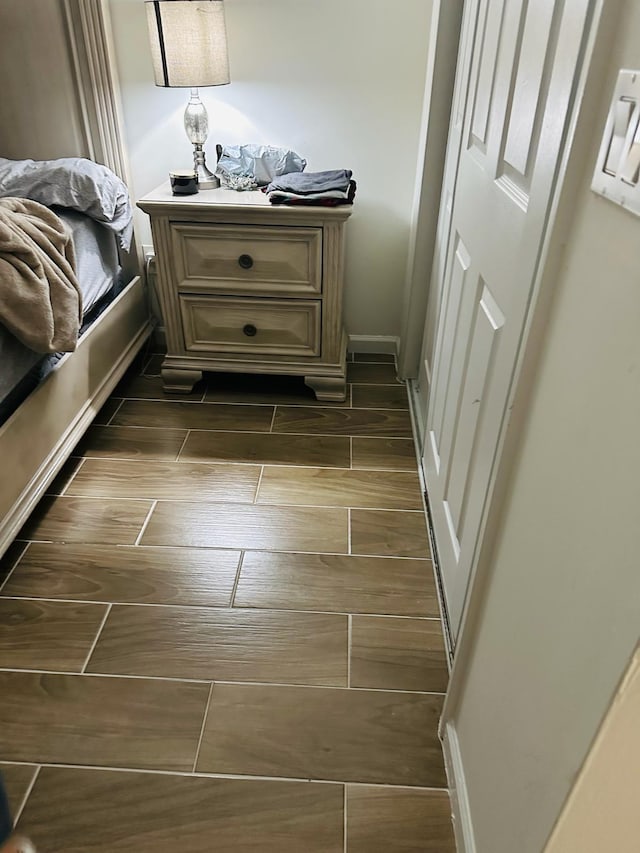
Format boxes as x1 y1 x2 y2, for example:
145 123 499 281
469 0 507 155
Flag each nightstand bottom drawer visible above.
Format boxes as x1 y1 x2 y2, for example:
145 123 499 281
179 295 322 357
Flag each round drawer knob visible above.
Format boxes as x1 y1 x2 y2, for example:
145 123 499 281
238 253 254 270
243 323 257 337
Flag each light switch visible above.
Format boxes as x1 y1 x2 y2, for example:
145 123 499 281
604 98 634 175
620 137 640 186
592 69 640 217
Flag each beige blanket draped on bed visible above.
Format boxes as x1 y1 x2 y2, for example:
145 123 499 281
0 197 82 353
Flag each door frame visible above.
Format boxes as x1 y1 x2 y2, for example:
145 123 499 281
436 1 622 848
398 0 465 384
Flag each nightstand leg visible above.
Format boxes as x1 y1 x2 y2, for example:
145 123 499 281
305 374 347 402
161 368 203 393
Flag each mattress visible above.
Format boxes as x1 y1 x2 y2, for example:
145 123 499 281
0 209 122 414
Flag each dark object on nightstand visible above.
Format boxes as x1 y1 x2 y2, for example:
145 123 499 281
169 170 199 195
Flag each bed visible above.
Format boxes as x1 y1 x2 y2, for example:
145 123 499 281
0 208 123 422
0 0 153 558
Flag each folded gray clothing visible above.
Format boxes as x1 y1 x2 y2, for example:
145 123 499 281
268 188 352 202
266 169 352 195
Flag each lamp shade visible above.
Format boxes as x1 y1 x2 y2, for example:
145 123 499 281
145 0 230 88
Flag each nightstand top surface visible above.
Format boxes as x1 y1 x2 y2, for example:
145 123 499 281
137 182 352 220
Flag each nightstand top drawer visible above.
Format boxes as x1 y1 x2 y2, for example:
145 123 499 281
172 223 322 297
180 295 321 358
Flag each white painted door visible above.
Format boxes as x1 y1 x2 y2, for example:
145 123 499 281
423 0 594 641
415 0 480 438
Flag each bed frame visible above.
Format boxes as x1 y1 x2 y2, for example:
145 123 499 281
0 0 152 557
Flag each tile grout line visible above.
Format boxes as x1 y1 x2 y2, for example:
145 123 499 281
117 403 411 426
192 682 215 772
142 350 155 374
0 597 440 621
59 457 418 474
0 667 211 685
82 425 186 434
350 382 405 389
343 784 348 853
89 424 414 440
253 467 265 504
134 501 158 546
349 436 353 470
68 461 421 481
46 494 423 513
115 396 406 411
229 552 245 607
347 507 352 555
347 614 352 688
81 603 112 674
0 542 30 595
119 398 355 410
74 456 416 476
114 427 414 440
57 457 86 497
0 667 447 696
268 406 277 433
69 450 417 474
7 542 430 560
13 765 41 826
53 492 424 512
174 429 192 461
53 543 430 561
210 680 446 697
348 435 413 442
250 501 424 513
1 760 450 791
104 398 124 426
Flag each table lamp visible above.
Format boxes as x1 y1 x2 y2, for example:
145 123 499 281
145 0 230 189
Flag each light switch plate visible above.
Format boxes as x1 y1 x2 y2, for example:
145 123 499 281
592 69 640 216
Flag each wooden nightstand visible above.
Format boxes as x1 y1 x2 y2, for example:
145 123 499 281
137 184 352 401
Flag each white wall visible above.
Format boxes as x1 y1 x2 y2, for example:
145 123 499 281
450 3 640 852
108 0 433 338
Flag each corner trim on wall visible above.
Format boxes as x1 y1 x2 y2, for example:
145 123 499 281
398 0 465 380
442 722 477 853
347 335 399 357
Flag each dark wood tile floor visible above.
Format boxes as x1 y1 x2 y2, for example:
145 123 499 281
0 352 455 852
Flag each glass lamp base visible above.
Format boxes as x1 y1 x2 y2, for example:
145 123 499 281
184 90 220 190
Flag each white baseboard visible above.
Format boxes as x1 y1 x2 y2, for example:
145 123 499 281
347 334 400 357
442 722 476 853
